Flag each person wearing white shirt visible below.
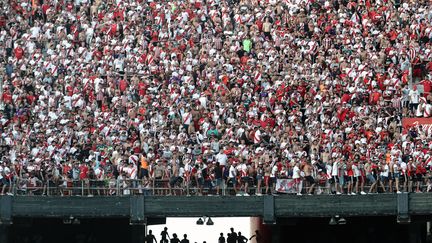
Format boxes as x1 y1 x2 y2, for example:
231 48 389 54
380 162 389 191
1 166 11 195
128 151 139 165
85 26 94 45
331 160 342 194
352 162 365 195
292 163 302 195
391 161 401 194
409 87 420 112
182 108 192 127
215 150 228 166
400 161 408 192
265 163 277 194
228 162 238 194
253 128 261 144
236 161 249 195
325 162 333 192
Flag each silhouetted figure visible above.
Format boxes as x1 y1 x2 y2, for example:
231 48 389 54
227 228 237 243
219 232 226 243
180 234 190 243
170 233 180 243
249 230 262 243
160 227 169 243
237 232 248 243
146 230 157 243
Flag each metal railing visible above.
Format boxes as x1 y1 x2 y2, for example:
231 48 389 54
1 176 431 196
3 178 236 197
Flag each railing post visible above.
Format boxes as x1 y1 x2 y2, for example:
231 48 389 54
81 180 84 196
117 179 121 196
12 179 16 196
408 66 413 88
186 179 190 196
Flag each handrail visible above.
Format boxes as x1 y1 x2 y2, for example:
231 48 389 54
2 177 431 196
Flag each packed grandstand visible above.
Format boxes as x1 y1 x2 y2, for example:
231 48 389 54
0 0 432 196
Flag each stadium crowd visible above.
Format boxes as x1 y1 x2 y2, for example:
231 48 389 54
0 0 432 196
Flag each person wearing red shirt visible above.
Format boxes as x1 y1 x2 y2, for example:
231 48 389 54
265 117 275 128
14 46 24 59
337 106 349 122
41 3 50 15
240 53 249 66
79 163 89 180
151 30 158 42
0 14 5 28
93 49 103 61
415 162 426 193
2 88 12 104
419 79 431 98
113 8 124 21
97 11 104 21
26 92 36 105
341 93 351 104
66 2 73 11
138 81 147 97
110 23 117 36
119 78 128 94
346 161 355 195
407 159 415 192
388 29 398 44
63 164 71 178
369 90 381 105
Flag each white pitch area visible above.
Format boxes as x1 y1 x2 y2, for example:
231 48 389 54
148 217 251 243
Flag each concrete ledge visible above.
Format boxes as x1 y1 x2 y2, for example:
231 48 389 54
3 194 432 220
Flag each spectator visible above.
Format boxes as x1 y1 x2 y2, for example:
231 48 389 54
160 227 169 243
249 230 262 243
146 230 157 243
0 0 431 197
227 228 237 243
236 232 248 243
219 233 226 243
180 234 189 243
170 233 180 243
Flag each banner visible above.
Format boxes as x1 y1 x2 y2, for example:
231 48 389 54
402 118 432 134
275 179 299 194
